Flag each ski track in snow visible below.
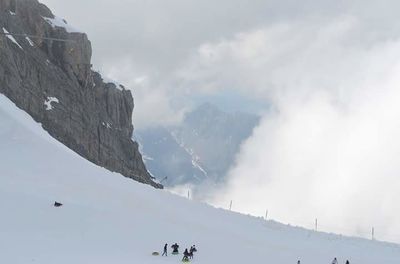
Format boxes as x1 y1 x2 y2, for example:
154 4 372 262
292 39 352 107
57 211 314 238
0 94 399 264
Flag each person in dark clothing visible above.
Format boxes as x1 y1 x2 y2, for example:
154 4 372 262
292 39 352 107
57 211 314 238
346 260 350 264
297 260 301 264
182 248 190 261
171 243 180 254
162 243 168 256
189 245 197 259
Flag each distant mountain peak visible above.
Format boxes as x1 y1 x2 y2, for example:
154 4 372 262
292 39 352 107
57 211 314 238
185 102 223 122
135 103 260 191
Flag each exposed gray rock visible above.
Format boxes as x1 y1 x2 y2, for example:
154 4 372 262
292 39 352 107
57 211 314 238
0 0 14 12
0 0 162 188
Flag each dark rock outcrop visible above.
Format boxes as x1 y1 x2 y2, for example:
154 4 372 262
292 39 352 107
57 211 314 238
0 0 162 188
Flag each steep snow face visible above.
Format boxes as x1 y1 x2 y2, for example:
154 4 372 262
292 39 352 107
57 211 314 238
0 94 399 264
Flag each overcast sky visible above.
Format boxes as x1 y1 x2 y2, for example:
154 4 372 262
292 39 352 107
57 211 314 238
42 0 400 242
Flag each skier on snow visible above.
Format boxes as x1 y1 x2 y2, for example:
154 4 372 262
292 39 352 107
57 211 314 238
346 260 350 264
189 245 197 259
182 248 190 261
171 243 180 254
162 243 168 256
332 257 338 264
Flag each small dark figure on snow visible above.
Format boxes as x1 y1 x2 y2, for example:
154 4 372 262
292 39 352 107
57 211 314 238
346 260 350 264
297 260 301 264
171 243 180 254
162 243 168 256
182 248 190 261
189 245 197 259
332 257 338 264
54 201 63 207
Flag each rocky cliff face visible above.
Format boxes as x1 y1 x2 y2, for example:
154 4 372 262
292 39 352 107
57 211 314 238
0 0 162 188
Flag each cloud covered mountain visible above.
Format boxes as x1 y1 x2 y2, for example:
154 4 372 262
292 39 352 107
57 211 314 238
135 103 260 189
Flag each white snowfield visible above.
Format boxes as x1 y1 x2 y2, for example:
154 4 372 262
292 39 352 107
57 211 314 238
0 94 399 264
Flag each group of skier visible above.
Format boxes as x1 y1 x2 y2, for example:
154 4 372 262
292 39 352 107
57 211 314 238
163 244 349 263
162 243 197 262
297 257 350 264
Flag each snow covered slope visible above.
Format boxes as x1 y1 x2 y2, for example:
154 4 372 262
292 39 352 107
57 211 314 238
0 94 399 264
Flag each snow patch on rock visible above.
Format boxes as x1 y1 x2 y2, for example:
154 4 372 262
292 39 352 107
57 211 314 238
170 131 209 177
102 122 112 129
42 16 81 33
44 97 59 110
102 76 125 91
92 70 125 91
2 28 23 50
25 36 34 47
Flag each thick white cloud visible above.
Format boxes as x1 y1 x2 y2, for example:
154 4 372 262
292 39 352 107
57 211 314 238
202 18 400 242
39 0 400 242
38 0 373 126
99 59 188 128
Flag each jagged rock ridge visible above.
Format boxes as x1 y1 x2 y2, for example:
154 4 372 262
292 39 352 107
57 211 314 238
0 0 162 188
